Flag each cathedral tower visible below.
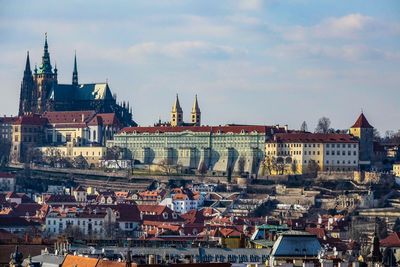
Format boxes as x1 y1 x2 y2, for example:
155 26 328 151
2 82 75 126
171 94 183 126
18 51 34 116
33 33 58 113
349 112 374 165
191 94 201 126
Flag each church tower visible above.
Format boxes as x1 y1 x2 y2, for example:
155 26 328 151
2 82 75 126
349 112 374 165
171 94 183 126
72 52 78 86
32 33 58 113
18 51 34 116
191 94 201 126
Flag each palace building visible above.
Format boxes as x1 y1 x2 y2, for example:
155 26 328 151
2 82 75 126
18 34 136 127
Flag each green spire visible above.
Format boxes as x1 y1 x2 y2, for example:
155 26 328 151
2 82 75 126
38 32 53 74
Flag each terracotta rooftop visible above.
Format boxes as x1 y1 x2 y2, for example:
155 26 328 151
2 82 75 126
269 133 358 143
351 113 373 128
13 114 48 126
380 232 400 247
62 255 99 267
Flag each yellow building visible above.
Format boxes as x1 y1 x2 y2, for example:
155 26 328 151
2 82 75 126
38 145 106 167
265 133 359 174
393 163 400 177
10 114 47 163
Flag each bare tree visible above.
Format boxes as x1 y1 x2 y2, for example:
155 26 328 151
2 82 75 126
104 146 123 169
275 157 285 175
198 161 208 176
300 121 308 132
0 140 11 166
307 160 320 176
264 156 274 175
43 147 63 167
237 156 246 174
72 155 89 169
315 117 331 134
158 158 174 175
291 160 298 174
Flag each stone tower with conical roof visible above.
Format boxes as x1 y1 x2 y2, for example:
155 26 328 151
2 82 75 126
171 94 183 126
191 94 201 126
18 51 35 116
350 112 374 165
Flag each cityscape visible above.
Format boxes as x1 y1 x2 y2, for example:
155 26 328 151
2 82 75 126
1 1 400 267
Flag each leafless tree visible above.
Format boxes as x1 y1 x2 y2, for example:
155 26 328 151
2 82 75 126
307 160 320 176
43 147 63 167
315 117 332 134
275 157 285 175
237 156 246 174
72 155 89 169
300 121 308 132
264 156 274 175
291 160 298 174
158 158 174 175
104 146 123 169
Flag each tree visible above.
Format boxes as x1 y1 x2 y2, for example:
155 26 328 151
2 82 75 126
104 146 123 169
43 147 63 167
275 157 285 175
291 160 298 174
72 155 89 169
307 160 320 176
392 218 400 232
0 140 11 166
158 158 174 175
300 121 308 132
237 156 246 174
198 161 208 177
26 146 43 165
264 156 274 175
315 117 331 134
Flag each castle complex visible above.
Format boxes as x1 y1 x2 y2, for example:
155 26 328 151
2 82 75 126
18 34 135 127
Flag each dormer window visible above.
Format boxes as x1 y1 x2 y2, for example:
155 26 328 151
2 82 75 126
162 212 168 219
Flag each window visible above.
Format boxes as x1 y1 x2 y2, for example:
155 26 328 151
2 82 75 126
66 134 71 142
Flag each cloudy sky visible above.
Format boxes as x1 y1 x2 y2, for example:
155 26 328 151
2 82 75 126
1 0 399 134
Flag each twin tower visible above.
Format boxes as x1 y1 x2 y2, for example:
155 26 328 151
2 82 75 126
171 94 201 127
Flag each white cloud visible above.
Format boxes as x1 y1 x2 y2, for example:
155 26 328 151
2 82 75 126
237 0 263 11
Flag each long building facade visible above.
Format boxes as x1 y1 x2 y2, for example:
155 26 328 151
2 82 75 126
107 125 287 176
18 34 136 127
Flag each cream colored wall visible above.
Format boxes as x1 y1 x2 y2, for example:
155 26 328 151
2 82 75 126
39 146 106 166
393 164 400 177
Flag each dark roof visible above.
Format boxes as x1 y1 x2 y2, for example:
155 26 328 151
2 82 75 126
271 231 321 257
351 113 373 128
0 117 17 124
269 133 358 143
46 194 76 203
0 172 15 178
50 83 113 102
0 217 40 227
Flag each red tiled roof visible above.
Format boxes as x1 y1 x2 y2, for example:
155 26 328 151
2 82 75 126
351 113 373 128
42 111 96 124
269 133 358 143
13 114 48 126
0 172 16 178
305 227 326 239
96 113 121 127
381 232 400 247
62 255 99 267
120 125 281 135
137 204 167 215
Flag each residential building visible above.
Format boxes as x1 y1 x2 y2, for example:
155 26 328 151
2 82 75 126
0 116 17 143
393 162 400 177
0 172 16 192
265 133 359 174
10 114 47 163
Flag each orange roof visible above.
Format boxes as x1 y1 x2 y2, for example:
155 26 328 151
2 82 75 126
97 259 136 267
62 255 99 267
381 232 400 247
351 113 373 128
269 133 358 143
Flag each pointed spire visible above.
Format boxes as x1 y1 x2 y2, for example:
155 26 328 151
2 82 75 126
192 94 200 113
24 51 32 76
172 94 182 112
72 51 78 86
38 32 53 74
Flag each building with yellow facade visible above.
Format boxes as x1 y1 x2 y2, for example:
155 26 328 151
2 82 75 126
265 133 359 174
393 163 400 177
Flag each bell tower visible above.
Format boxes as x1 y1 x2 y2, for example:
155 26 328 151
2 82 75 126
191 94 201 126
33 33 58 113
171 94 183 126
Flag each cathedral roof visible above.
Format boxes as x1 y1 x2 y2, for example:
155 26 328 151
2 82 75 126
351 113 373 128
49 83 114 102
42 110 96 124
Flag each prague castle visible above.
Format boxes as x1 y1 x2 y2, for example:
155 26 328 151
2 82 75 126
18 34 136 127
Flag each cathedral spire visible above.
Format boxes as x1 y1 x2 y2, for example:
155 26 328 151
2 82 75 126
171 94 183 126
72 51 78 86
192 94 200 113
172 94 182 113
24 51 32 76
191 94 201 126
38 33 53 74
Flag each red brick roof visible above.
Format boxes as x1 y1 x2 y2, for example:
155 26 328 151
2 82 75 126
380 232 400 247
43 110 96 124
269 133 358 143
351 113 373 128
120 125 282 135
13 114 48 126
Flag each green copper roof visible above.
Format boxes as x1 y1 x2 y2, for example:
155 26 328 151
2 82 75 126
37 33 53 74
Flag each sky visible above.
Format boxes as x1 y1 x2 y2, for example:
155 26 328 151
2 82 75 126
0 0 399 134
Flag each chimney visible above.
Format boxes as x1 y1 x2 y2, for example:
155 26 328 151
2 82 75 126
81 114 85 122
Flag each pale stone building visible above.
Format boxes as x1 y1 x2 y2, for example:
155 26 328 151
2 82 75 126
107 125 286 176
265 133 359 174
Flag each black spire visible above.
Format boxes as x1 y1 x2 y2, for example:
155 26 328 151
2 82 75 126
24 51 32 76
72 51 78 86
